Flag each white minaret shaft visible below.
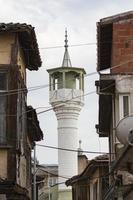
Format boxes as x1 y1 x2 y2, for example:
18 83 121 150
47 30 86 200
54 101 83 190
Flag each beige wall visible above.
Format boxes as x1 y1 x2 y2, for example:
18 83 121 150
126 190 133 200
17 47 26 83
78 155 88 174
0 33 26 83
58 189 72 200
16 155 27 188
0 33 14 65
0 150 7 179
90 169 100 200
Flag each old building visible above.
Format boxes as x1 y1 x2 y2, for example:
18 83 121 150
36 164 58 200
0 23 43 200
96 11 133 199
66 154 109 200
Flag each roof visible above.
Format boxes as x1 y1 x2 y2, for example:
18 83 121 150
27 106 43 142
0 23 42 70
99 10 133 25
66 154 109 186
47 66 86 74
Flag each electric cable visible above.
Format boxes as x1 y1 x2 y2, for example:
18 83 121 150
0 75 127 117
36 165 70 179
0 134 112 155
36 144 112 155
0 57 132 97
0 40 127 52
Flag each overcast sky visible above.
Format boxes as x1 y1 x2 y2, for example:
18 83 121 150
1 0 133 164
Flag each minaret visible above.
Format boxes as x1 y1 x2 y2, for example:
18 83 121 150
47 30 86 200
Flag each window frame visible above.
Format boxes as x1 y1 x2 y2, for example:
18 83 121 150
0 72 8 144
119 94 130 120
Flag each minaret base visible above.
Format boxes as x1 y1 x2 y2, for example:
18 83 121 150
58 189 72 200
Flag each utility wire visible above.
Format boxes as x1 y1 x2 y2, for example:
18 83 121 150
0 75 127 116
0 40 127 52
0 57 133 97
36 144 111 155
36 165 70 179
0 134 111 155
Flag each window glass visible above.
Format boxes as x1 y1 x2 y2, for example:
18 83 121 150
0 73 7 90
55 78 58 90
0 96 6 143
119 94 130 120
0 73 7 143
123 96 129 117
93 181 98 200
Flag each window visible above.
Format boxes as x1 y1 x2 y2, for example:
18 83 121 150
48 177 53 186
0 73 7 144
93 181 98 200
76 78 80 90
119 94 130 120
55 78 58 90
123 96 129 117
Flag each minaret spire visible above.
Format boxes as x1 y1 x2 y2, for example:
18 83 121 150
62 28 72 67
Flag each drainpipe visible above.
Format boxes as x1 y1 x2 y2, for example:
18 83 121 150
33 143 37 200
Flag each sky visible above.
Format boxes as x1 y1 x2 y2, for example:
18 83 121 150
0 0 133 164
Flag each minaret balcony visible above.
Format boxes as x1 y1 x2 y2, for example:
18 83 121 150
49 88 84 105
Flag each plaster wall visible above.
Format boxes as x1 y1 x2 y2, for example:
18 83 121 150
90 169 100 200
17 47 26 83
0 150 7 179
126 190 133 200
16 155 27 188
58 189 72 200
0 34 14 64
78 155 88 174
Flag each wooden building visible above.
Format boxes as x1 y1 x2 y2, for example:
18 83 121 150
0 23 43 200
66 154 109 200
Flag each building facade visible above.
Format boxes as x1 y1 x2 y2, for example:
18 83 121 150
96 11 133 199
0 23 43 199
66 155 109 200
36 164 58 200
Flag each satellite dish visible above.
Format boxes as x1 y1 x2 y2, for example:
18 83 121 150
116 115 133 146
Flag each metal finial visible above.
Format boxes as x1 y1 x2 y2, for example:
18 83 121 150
62 28 72 67
64 28 68 49
79 140 82 148
78 140 83 156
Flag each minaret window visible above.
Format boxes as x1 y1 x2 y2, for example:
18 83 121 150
76 78 79 89
119 94 130 120
55 78 58 90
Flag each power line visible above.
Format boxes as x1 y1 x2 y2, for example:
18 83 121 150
0 41 128 52
0 57 132 97
36 144 112 155
36 165 70 180
0 83 50 97
0 75 127 117
0 134 111 155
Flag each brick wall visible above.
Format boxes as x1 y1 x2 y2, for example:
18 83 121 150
112 21 133 73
